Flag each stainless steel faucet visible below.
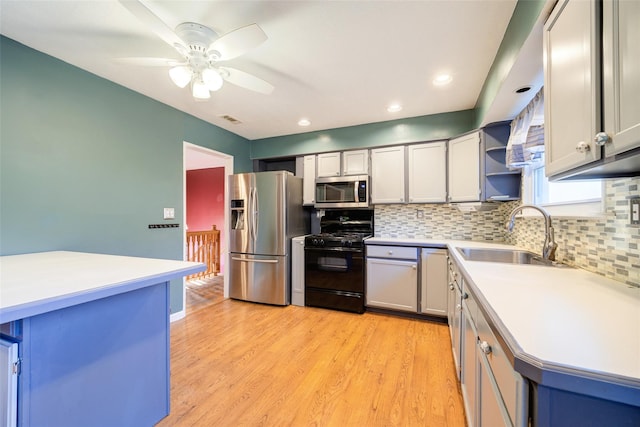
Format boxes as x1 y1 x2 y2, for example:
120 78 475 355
506 204 558 261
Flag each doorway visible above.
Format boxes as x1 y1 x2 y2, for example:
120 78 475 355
182 142 233 317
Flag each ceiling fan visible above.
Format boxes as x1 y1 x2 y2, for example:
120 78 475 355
118 0 274 100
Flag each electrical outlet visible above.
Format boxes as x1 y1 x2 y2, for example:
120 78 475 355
631 198 640 226
164 207 175 220
416 209 424 219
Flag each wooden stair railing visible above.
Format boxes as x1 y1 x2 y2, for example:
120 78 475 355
186 225 221 280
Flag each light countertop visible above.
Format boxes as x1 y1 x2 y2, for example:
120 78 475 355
365 238 640 389
0 251 205 323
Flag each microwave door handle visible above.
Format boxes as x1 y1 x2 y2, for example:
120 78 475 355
354 181 358 202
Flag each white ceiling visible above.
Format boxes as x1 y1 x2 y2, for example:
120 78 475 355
0 0 532 141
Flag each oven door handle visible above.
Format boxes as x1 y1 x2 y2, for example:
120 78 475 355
318 265 350 272
304 247 363 254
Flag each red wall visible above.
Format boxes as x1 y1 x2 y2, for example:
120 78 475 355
186 167 225 272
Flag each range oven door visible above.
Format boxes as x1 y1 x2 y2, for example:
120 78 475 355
304 246 365 313
304 247 364 293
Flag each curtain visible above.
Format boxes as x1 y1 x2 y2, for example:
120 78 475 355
506 88 544 168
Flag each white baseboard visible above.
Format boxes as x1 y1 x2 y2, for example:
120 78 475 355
170 309 185 322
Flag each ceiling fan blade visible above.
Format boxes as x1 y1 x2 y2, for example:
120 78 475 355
220 67 274 95
119 0 186 49
115 57 182 67
209 24 267 61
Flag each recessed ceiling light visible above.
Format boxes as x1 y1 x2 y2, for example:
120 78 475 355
387 103 402 113
433 74 453 86
298 118 311 127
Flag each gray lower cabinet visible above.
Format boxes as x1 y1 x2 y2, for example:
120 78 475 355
366 245 449 316
447 255 463 380
419 248 448 316
478 350 510 427
450 257 529 427
1 337 18 427
366 246 418 312
462 290 478 427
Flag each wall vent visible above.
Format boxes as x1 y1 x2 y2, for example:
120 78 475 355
219 115 242 124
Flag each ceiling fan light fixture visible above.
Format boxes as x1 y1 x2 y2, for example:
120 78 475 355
169 66 193 88
192 79 211 99
202 68 224 92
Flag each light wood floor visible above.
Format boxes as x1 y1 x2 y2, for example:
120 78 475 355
158 280 466 426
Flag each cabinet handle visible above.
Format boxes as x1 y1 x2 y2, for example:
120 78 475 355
594 132 610 146
479 341 492 355
575 141 590 153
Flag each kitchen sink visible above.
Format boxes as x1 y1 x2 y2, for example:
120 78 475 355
456 247 570 267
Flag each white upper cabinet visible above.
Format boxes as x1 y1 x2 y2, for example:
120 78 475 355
407 141 447 203
316 152 341 177
317 150 369 177
602 0 640 158
302 155 316 205
342 149 369 175
371 146 406 204
544 0 601 176
544 0 640 179
448 132 481 202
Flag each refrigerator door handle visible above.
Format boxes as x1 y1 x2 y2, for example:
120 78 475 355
231 257 279 264
249 187 256 244
253 186 259 243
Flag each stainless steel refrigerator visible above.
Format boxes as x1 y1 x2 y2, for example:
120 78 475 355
229 171 306 305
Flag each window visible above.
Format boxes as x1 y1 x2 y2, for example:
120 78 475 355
522 155 604 217
507 88 604 218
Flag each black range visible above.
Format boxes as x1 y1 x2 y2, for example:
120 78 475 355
304 209 373 314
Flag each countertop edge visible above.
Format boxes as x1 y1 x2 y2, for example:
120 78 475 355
0 251 206 323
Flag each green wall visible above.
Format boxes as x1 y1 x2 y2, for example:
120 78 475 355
250 110 476 159
474 0 547 128
0 36 252 313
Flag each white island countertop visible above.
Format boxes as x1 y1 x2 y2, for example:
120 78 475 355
0 251 205 323
365 238 640 394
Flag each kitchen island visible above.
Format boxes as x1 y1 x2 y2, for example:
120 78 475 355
366 238 640 426
0 251 205 427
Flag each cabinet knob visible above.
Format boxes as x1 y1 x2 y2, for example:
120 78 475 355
575 141 591 153
462 292 468 300
479 341 492 355
388 250 393 255
456 304 462 311
594 132 610 146
449 284 454 291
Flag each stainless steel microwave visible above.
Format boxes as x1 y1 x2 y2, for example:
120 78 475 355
314 175 369 208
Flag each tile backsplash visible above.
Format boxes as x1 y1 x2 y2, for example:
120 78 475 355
374 202 516 241
374 177 640 287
